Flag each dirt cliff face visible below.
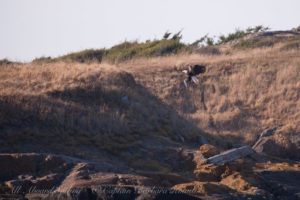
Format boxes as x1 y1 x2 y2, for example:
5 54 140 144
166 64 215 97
1 144 299 200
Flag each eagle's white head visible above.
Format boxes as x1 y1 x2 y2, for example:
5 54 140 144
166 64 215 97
182 69 188 74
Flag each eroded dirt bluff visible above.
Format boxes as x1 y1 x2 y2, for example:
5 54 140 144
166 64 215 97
0 144 299 200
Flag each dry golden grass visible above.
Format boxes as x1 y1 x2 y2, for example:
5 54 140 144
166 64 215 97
0 61 202 158
0 39 299 156
0 62 117 95
120 45 300 145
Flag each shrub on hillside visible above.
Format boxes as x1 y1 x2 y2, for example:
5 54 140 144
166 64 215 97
192 25 269 47
0 59 13 65
191 35 215 47
56 32 188 63
104 39 186 62
56 40 186 63
218 25 269 44
32 56 55 63
59 49 107 63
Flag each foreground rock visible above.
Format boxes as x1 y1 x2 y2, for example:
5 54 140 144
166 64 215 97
137 171 192 186
180 157 300 199
253 128 299 159
46 185 202 200
198 144 220 158
158 144 221 173
173 181 234 199
0 153 72 181
0 147 300 200
0 153 73 196
0 153 201 200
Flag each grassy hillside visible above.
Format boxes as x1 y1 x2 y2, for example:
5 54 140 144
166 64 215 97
121 41 300 147
0 62 210 171
1 27 300 170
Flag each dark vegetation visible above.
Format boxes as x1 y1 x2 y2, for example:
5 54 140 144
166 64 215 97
189 25 269 47
30 26 275 63
4 25 299 64
55 31 187 63
218 25 269 44
0 59 16 65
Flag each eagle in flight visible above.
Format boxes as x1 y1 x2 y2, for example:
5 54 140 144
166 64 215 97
182 64 206 88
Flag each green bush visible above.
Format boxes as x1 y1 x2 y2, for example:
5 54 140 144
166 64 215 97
54 32 188 63
191 35 216 47
218 25 269 45
58 49 107 63
104 39 186 62
0 59 13 65
218 29 247 44
191 25 269 47
56 39 186 63
32 56 55 63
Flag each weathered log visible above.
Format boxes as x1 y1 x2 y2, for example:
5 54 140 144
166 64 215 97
206 146 254 166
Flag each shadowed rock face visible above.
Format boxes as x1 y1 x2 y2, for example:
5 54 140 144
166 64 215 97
0 154 70 181
1 144 300 200
0 153 202 199
46 186 202 200
253 127 299 159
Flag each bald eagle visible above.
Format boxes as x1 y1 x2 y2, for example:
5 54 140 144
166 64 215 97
182 64 206 88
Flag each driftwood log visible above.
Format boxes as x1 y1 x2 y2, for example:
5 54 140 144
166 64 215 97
206 146 254 166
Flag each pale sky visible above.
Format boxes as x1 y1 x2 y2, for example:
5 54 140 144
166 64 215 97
1 0 300 62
